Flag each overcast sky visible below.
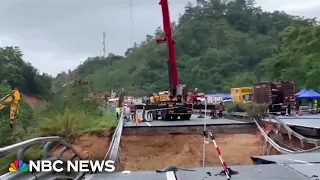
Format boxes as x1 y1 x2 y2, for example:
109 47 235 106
0 0 319 76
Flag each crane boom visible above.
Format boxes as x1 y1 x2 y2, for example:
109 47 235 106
137 0 193 121
157 0 178 99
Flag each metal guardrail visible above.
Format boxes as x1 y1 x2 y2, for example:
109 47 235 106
270 116 320 146
103 108 123 168
254 118 320 154
77 105 124 179
223 111 251 119
220 111 320 154
0 104 123 179
253 119 297 154
0 136 86 180
79 104 124 176
224 112 320 145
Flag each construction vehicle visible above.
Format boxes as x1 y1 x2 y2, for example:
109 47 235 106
187 92 205 103
142 0 193 120
186 88 205 104
148 89 192 120
253 80 296 114
0 88 21 128
230 87 253 104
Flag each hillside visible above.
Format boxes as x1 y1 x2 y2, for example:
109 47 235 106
0 46 117 147
263 19 320 90
0 46 52 99
56 0 296 95
55 0 320 96
0 46 52 146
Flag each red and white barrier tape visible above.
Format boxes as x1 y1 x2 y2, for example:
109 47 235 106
207 130 231 180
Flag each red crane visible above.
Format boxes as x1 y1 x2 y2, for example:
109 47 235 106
141 0 193 121
134 0 209 120
156 0 179 99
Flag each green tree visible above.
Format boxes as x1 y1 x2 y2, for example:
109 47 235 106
61 0 300 95
0 46 52 99
263 19 320 90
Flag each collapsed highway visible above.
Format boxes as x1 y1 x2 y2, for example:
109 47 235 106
97 111 320 180
0 109 319 180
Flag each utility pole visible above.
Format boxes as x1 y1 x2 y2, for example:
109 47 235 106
103 32 106 58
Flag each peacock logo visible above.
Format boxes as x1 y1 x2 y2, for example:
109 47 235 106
9 160 28 172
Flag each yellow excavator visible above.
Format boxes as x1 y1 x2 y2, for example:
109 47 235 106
0 88 21 128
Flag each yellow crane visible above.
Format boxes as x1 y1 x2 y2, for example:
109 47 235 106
0 88 21 128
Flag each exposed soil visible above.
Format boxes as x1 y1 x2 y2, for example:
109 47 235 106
51 133 111 160
49 124 318 172
118 133 262 171
22 94 39 108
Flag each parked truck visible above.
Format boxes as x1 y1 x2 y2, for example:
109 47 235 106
230 87 253 104
252 80 296 114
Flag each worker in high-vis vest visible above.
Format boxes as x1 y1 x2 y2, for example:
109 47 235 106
313 99 318 113
115 106 121 120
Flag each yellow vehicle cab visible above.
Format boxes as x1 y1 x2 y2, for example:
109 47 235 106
230 87 253 104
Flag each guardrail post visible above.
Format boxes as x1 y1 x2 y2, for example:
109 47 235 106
299 139 305 148
277 123 281 131
17 147 28 160
42 141 56 159
57 146 69 159
287 131 292 140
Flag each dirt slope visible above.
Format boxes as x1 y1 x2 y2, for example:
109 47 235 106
22 94 39 108
51 133 111 160
119 133 262 171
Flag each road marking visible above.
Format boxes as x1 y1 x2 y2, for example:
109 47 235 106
289 159 313 165
145 122 151 126
166 171 177 180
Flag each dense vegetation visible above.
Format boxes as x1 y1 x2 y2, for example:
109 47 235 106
0 46 52 146
56 0 319 96
0 47 52 99
264 19 320 90
0 75 116 174
0 78 116 146
0 48 116 174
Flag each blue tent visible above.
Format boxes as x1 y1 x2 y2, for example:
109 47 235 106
297 89 320 99
295 88 308 96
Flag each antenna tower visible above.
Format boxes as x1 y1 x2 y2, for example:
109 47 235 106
103 32 106 57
